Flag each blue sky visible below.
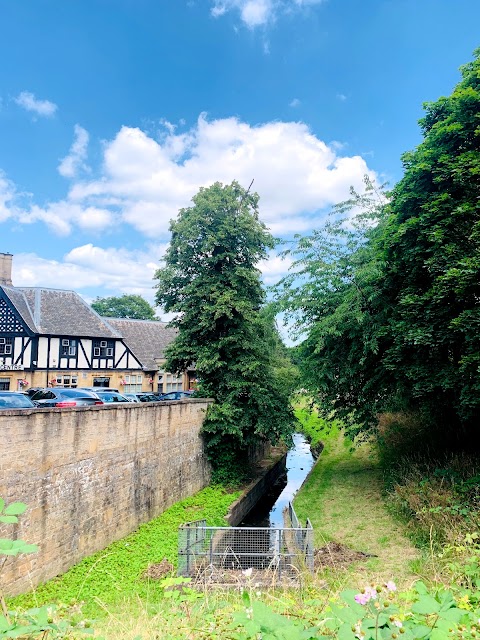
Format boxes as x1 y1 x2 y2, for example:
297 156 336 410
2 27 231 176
0 0 479 312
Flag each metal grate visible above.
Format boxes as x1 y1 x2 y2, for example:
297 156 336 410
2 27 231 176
178 503 313 583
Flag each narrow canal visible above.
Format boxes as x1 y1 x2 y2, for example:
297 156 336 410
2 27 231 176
241 432 315 527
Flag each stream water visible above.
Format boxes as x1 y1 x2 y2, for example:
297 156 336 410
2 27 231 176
240 432 315 528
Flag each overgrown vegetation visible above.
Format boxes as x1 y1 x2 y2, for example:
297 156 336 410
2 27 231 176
155 181 295 482
10 486 240 619
277 49 480 443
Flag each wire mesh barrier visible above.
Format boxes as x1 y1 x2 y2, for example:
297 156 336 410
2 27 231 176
178 503 313 586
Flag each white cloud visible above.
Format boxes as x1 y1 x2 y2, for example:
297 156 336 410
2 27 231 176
0 171 16 223
58 125 90 178
12 244 167 304
210 0 324 27
14 91 57 117
336 93 347 102
68 115 375 238
259 251 293 284
289 98 301 107
0 114 377 239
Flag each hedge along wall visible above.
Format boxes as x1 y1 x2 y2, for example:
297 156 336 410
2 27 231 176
0 399 212 595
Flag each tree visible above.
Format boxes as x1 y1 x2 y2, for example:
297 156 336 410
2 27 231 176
155 181 295 479
91 294 157 320
378 49 480 436
276 177 391 436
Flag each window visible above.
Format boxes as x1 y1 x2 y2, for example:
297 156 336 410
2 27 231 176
61 339 77 357
165 372 183 392
0 378 10 391
0 337 13 356
93 377 110 387
55 375 78 388
93 340 114 357
124 374 143 393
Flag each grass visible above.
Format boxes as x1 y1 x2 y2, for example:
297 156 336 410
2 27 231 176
293 405 421 590
10 486 241 619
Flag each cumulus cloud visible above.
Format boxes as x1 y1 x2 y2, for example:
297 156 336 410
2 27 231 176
58 125 90 178
14 91 57 117
289 98 301 107
12 244 167 304
67 115 375 237
0 114 376 239
210 0 324 27
0 171 16 223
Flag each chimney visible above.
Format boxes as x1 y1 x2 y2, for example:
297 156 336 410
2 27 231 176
0 253 13 286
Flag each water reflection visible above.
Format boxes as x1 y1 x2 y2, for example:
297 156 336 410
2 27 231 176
241 433 315 527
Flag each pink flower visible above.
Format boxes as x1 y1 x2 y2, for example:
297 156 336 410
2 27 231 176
385 581 397 592
354 593 370 605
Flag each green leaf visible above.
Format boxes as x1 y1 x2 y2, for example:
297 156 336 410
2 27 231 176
0 515 18 524
0 498 4 513
3 502 27 516
411 595 441 615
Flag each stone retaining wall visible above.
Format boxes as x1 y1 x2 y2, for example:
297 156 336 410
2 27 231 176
0 400 211 595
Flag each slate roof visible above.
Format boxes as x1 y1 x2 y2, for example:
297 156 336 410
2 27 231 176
106 318 177 370
1 286 121 338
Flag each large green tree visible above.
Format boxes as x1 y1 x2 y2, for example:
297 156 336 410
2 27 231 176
279 49 480 441
92 294 157 320
155 181 295 478
379 49 480 434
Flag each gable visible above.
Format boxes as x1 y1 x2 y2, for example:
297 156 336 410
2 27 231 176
0 297 29 335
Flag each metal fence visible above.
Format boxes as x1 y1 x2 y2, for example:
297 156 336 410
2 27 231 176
178 503 313 583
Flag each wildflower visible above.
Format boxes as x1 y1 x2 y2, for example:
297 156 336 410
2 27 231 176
355 593 370 605
385 581 397 592
242 568 253 577
393 619 403 628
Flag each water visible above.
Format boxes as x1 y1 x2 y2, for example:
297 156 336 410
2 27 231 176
241 432 315 527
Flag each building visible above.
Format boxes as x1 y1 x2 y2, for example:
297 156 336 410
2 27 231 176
0 253 191 393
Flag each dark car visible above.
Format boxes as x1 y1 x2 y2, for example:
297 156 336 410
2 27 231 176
0 391 36 410
131 392 161 403
94 391 130 404
30 388 104 408
157 391 193 401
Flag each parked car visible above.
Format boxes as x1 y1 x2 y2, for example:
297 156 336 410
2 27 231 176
129 392 161 403
0 391 36 409
93 391 130 404
77 386 120 393
123 393 141 403
30 388 104 408
157 391 194 401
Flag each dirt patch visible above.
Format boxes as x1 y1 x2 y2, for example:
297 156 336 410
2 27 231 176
143 559 175 580
314 542 376 570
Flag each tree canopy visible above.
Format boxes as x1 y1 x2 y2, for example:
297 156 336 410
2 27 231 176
278 49 480 441
155 181 295 480
91 294 157 320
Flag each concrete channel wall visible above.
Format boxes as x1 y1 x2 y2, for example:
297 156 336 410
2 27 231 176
0 400 212 595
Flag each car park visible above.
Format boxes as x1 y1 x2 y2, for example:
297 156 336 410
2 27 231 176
77 386 120 393
93 391 130 403
123 393 141 403
157 391 194 401
0 392 36 409
129 392 161 402
30 388 104 408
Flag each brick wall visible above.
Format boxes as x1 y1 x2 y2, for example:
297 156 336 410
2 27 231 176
0 399 212 595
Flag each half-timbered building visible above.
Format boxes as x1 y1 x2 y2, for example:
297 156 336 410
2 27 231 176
0 253 189 393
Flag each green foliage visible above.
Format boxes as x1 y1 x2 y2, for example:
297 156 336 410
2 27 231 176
0 499 88 639
277 176 390 435
91 294 157 320
278 49 480 440
377 49 480 437
11 486 240 618
155 181 295 470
